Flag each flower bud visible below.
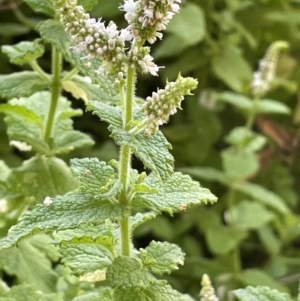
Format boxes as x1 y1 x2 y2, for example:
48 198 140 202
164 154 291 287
143 74 198 135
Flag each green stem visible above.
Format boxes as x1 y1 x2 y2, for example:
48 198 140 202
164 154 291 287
62 68 79 81
13 6 38 31
30 60 51 83
246 96 259 130
118 67 136 257
228 188 242 273
43 46 62 142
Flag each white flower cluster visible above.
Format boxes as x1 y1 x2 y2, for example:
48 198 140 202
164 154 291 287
252 41 289 97
142 74 198 135
57 1 133 75
55 0 171 76
121 0 181 44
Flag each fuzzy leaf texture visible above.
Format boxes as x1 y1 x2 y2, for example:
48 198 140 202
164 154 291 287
37 20 118 97
0 159 130 248
132 172 217 214
138 241 185 275
70 158 118 197
2 40 45 66
0 72 49 99
0 91 93 154
234 286 293 301
107 256 187 301
0 284 63 301
59 240 114 275
87 101 174 181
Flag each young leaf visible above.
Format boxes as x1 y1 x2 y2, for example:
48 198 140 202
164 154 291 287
138 241 185 275
70 158 117 196
234 286 292 301
132 172 217 214
88 101 174 181
0 72 49 99
2 40 45 66
60 239 114 275
0 190 130 248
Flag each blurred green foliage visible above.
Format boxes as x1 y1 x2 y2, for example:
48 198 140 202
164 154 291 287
1 0 300 300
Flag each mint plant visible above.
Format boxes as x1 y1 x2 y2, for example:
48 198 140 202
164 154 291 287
0 0 217 300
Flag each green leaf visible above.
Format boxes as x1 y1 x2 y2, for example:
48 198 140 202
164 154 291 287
0 284 63 301
0 190 129 248
225 127 267 152
0 160 10 182
257 226 281 255
7 156 78 204
236 270 289 293
212 46 252 92
70 158 117 196
63 75 118 104
153 35 188 59
113 282 184 301
234 286 292 301
0 235 58 293
3 92 93 154
206 225 247 254
233 182 290 214
132 172 217 214
107 256 155 287
167 3 206 46
77 0 99 11
60 237 114 275
23 0 55 16
88 101 174 181
230 200 274 229
221 147 260 179
254 99 291 115
72 288 113 301
179 167 229 185
37 20 117 97
0 72 49 99
217 92 252 110
138 241 185 275
2 40 45 66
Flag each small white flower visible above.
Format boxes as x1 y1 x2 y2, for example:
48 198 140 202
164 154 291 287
43 196 53 206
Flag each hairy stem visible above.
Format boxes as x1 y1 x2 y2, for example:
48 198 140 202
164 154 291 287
246 96 259 130
30 60 51 83
119 67 136 256
43 46 62 142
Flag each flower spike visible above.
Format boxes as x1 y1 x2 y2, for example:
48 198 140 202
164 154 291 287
142 74 198 135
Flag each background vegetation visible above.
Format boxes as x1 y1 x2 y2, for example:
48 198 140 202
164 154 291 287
1 0 300 299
